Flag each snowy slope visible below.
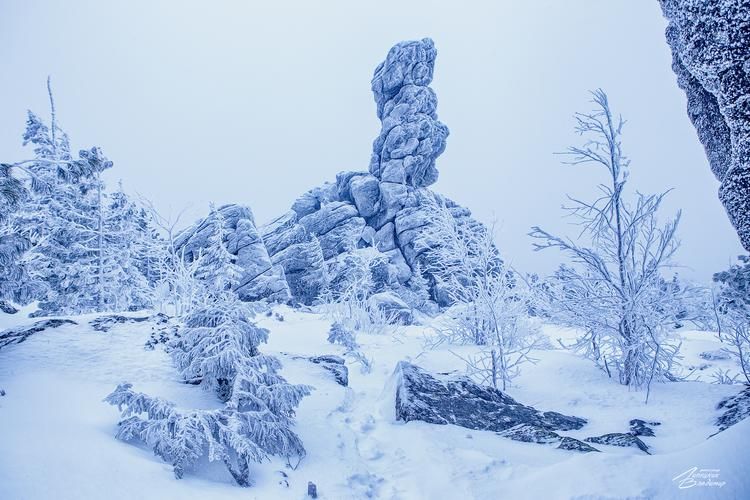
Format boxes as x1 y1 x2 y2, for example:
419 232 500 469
0 308 747 500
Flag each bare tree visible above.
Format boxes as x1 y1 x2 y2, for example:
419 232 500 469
530 90 687 389
417 201 541 390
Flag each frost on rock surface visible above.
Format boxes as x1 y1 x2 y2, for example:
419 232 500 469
176 39 491 310
393 361 587 434
369 38 449 188
660 0 750 250
174 204 290 302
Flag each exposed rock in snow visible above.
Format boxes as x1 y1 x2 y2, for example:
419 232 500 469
308 355 348 387
699 349 732 361
369 38 449 188
367 292 413 325
584 433 651 454
0 301 18 314
660 0 750 250
393 361 587 433
0 319 77 350
498 424 599 453
715 385 750 433
629 418 661 437
89 313 168 333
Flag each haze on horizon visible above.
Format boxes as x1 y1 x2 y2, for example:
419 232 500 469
1 0 743 282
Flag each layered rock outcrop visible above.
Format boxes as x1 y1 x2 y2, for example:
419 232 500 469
174 204 291 303
660 0 750 251
178 38 490 309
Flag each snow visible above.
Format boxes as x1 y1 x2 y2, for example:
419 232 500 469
1 308 748 499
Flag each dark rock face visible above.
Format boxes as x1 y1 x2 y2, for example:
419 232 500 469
499 424 599 453
660 0 750 250
309 355 349 387
584 433 650 454
0 319 77 350
0 300 19 314
89 313 168 333
715 385 750 434
699 350 732 361
629 419 661 437
393 361 587 433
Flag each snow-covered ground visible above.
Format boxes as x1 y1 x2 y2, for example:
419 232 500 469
1 307 748 500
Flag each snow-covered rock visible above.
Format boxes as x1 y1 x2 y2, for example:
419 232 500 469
176 40 492 310
175 204 291 303
367 292 413 325
629 418 660 437
369 38 448 188
0 318 77 350
660 0 750 250
715 385 750 433
308 355 348 387
393 361 587 432
584 433 651 454
499 424 599 453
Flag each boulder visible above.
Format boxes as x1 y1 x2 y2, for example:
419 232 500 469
0 319 77 350
368 182 407 230
350 175 381 217
368 292 413 325
291 183 338 219
336 171 365 203
261 211 307 257
393 362 587 433
584 433 650 454
373 222 396 252
384 248 412 283
499 424 599 453
309 355 349 387
715 385 750 434
174 205 291 303
629 419 661 437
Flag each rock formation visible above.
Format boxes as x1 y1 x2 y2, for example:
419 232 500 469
174 205 291 303
393 361 587 432
369 38 449 189
177 38 490 310
660 0 750 251
392 362 597 451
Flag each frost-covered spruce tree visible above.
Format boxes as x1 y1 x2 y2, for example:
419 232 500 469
2 79 101 309
102 184 154 311
31 146 115 315
530 90 688 389
108 278 311 486
105 381 306 486
195 204 243 295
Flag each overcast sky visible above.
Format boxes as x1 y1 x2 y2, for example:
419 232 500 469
1 0 743 281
